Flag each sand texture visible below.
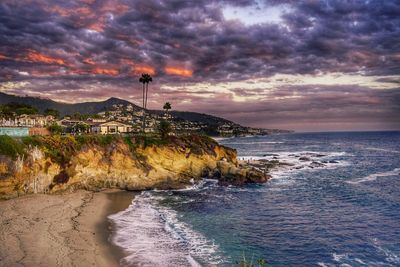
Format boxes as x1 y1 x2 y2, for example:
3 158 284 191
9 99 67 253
0 190 128 267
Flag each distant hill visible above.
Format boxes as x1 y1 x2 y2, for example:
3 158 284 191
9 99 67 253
0 92 293 135
0 92 141 116
0 92 236 125
152 110 235 126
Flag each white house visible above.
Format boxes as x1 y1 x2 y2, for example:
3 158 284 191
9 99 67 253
92 121 132 134
15 114 55 127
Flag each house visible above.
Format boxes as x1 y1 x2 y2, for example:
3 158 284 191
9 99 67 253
86 118 107 123
92 121 133 134
57 118 82 127
15 114 55 127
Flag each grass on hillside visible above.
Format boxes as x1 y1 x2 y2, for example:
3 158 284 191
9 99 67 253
0 133 219 164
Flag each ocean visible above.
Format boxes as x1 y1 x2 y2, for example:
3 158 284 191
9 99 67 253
109 131 400 266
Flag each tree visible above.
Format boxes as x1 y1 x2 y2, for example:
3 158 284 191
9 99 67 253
163 102 172 119
3 103 39 116
158 120 172 139
72 112 82 120
139 73 153 133
47 123 63 135
44 108 60 118
0 105 14 119
74 122 89 134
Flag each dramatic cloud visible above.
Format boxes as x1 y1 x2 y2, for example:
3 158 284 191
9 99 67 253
0 0 399 130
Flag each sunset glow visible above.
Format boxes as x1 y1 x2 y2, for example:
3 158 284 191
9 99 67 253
0 0 399 131
165 67 193 77
25 50 66 66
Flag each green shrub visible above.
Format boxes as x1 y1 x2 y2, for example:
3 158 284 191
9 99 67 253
75 135 96 146
0 135 26 159
99 135 117 146
236 253 267 267
143 135 167 147
157 120 172 139
123 136 137 151
47 123 64 135
21 135 43 147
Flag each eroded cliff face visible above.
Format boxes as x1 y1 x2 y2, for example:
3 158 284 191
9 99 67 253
0 136 269 199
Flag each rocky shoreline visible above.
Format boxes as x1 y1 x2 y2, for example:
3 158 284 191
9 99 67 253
0 135 269 199
237 151 346 180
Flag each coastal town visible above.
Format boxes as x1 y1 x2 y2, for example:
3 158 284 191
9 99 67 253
0 99 287 137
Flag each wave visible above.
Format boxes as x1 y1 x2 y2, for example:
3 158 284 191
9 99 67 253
108 191 227 267
329 238 400 266
172 179 219 192
372 238 400 265
222 141 284 145
358 146 400 154
239 151 350 181
348 168 400 184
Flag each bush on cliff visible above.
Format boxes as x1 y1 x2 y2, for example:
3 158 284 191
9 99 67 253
157 120 172 139
0 135 25 159
47 123 63 135
75 134 118 147
3 133 221 164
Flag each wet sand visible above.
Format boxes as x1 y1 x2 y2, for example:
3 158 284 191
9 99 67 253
0 189 134 267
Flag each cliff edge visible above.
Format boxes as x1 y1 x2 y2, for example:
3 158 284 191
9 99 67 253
0 135 269 199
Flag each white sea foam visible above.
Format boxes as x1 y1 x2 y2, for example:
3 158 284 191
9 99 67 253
360 146 400 154
328 239 400 266
372 238 400 264
239 151 350 181
108 191 227 267
354 257 367 264
223 141 284 145
172 179 218 192
317 262 333 267
348 168 400 184
332 253 348 262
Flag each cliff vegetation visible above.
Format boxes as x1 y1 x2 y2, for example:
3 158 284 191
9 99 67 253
0 134 269 199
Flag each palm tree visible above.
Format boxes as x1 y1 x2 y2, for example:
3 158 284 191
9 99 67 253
163 102 171 119
139 73 153 133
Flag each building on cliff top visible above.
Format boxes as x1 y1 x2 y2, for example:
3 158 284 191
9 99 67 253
0 114 55 127
91 120 133 134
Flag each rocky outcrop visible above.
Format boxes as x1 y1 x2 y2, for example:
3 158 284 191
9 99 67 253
0 135 269 199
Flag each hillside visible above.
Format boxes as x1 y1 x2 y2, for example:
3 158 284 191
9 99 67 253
0 92 238 125
0 92 140 116
0 134 269 199
0 92 293 135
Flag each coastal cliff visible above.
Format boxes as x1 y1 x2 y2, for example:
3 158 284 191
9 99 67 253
0 135 269 199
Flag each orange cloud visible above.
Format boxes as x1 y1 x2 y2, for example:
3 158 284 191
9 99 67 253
30 69 61 76
114 34 143 46
79 0 96 4
87 20 107 32
46 1 129 32
46 6 69 16
120 58 134 66
25 50 66 65
0 54 8 60
134 65 156 75
83 58 95 65
165 66 193 77
92 67 119 76
101 2 129 14
74 7 92 17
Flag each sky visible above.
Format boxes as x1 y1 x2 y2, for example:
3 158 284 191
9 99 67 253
0 0 399 131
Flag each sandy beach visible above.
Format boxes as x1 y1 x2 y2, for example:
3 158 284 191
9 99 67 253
0 190 133 267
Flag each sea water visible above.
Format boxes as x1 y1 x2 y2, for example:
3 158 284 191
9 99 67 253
109 131 400 266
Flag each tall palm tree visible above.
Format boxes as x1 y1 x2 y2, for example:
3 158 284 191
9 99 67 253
139 73 152 133
163 102 171 119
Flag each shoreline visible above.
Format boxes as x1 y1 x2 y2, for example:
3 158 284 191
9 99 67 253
100 190 136 265
0 189 134 267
